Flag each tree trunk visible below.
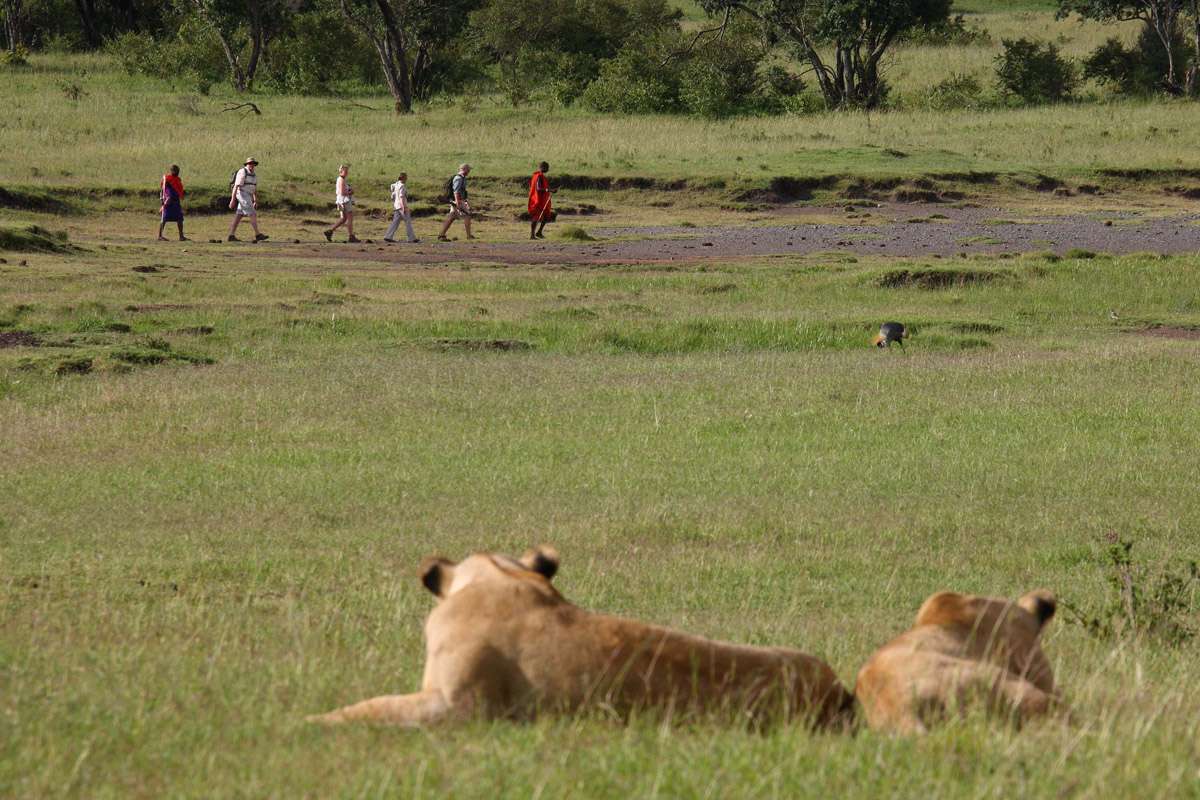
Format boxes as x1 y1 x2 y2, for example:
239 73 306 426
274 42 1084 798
339 0 412 113
192 0 247 91
246 2 265 90
3 0 23 52
73 0 100 48
1149 4 1181 89
214 29 248 91
114 0 138 31
374 0 413 112
412 43 431 100
1188 2 1200 95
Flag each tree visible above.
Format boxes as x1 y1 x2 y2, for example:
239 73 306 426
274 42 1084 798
338 0 477 113
697 0 952 108
189 0 283 91
1057 0 1186 91
468 0 679 105
3 0 24 52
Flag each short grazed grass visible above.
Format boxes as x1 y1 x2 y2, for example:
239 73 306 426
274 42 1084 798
3 233 1200 797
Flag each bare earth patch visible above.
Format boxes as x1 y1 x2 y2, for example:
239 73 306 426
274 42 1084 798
1133 325 1200 340
0 331 41 348
224 202 1200 268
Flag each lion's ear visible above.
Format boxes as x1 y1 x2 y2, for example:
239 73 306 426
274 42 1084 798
1018 589 1056 628
914 591 967 627
419 557 454 597
520 545 560 580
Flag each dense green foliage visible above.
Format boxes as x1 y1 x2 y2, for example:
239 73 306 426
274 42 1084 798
3 0 1199 112
1083 22 1194 94
1058 0 1200 92
995 37 1078 102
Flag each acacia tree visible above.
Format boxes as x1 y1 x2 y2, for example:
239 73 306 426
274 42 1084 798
1057 0 1187 91
697 0 952 108
338 0 475 113
189 0 283 91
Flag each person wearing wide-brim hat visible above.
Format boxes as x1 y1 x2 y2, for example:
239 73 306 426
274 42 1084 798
228 157 268 242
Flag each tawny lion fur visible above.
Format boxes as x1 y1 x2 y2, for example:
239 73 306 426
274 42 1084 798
854 589 1060 734
309 546 854 728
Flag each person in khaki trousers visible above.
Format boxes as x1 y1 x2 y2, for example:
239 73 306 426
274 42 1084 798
384 172 418 243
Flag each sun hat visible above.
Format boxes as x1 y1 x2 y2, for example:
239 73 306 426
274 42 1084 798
245 157 259 165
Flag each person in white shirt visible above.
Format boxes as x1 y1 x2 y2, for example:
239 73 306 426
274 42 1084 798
227 157 268 242
324 164 360 243
384 172 419 243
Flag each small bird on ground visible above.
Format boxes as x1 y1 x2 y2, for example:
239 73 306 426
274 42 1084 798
874 321 908 348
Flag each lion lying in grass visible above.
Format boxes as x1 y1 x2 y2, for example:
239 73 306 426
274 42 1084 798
309 545 854 728
854 589 1061 734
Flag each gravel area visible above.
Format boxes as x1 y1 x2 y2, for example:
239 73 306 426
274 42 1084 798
235 202 1200 267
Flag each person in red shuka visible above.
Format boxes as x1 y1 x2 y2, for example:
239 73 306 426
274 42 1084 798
528 161 553 240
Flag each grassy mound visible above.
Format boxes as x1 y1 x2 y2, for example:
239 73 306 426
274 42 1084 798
0 224 74 253
557 225 596 241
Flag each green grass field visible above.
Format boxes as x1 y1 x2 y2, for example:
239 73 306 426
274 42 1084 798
4 239 1200 796
4 1 1200 795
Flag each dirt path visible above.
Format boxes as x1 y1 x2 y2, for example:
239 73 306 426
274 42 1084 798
232 202 1200 267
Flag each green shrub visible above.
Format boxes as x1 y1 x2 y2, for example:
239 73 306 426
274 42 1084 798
995 38 1078 104
1 44 30 67
1063 535 1200 648
1084 24 1193 95
581 43 680 113
923 73 987 110
583 22 782 117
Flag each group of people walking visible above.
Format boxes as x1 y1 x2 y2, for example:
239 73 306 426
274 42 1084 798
157 159 555 244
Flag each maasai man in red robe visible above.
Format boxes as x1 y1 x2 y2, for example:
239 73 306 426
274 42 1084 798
528 161 553 240
158 164 187 241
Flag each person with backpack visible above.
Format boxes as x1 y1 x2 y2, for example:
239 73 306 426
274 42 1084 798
324 164 360 243
228 157 268 243
384 171 418 243
528 161 553 240
437 163 474 242
157 164 186 242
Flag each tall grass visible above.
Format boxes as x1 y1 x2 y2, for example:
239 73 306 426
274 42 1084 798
0 6 1160 199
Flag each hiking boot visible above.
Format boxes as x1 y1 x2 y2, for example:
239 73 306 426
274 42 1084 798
383 238 396 243
323 230 333 242
535 232 545 239
227 235 240 242
255 233 269 241
437 235 449 242
410 238 421 243
348 235 361 243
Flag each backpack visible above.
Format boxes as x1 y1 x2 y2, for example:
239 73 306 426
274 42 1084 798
230 168 241 190
441 175 458 204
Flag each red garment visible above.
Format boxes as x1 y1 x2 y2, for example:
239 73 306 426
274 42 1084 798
528 170 551 221
162 174 184 202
